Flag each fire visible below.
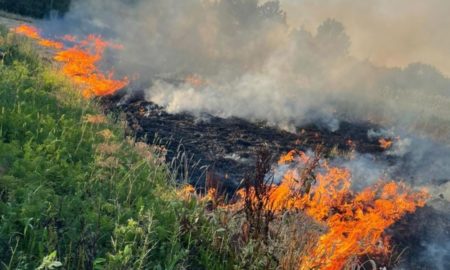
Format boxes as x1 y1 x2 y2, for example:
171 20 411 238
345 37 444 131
271 152 427 269
177 185 196 201
13 25 64 49
13 25 40 39
270 153 427 269
12 24 128 97
186 151 428 269
53 35 129 97
379 138 393 150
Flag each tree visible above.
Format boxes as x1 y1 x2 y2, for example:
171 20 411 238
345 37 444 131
316 18 351 59
0 0 71 18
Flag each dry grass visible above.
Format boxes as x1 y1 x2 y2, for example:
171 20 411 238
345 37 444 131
84 114 107 124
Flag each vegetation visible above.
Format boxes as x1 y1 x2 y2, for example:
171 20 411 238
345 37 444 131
0 17 423 269
0 26 232 269
0 0 71 19
0 21 321 270
0 25 335 270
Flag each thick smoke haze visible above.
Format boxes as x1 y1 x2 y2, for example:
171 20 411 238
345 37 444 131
281 0 450 77
41 0 450 186
41 0 450 184
41 0 450 142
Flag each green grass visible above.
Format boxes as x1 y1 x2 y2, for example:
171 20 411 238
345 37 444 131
0 26 233 270
0 24 337 270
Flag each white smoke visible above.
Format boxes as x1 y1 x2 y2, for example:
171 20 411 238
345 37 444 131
38 1 450 268
42 0 450 190
39 0 450 143
280 0 450 77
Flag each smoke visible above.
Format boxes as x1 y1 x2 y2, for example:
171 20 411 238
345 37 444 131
38 0 450 142
41 0 450 191
280 0 450 77
37 0 450 267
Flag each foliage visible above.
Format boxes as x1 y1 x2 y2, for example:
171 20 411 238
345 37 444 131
0 26 231 269
0 21 371 270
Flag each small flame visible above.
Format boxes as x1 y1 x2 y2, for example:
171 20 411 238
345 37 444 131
13 24 129 97
379 138 393 150
177 185 196 201
13 25 40 39
13 25 64 49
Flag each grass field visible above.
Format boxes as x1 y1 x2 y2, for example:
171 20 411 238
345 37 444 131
0 25 235 270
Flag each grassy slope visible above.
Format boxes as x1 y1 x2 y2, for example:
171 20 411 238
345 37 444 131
0 26 229 270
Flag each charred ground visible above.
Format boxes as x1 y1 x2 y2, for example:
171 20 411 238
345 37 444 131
100 89 450 269
101 89 385 190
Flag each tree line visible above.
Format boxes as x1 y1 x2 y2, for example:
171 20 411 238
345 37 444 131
0 0 71 18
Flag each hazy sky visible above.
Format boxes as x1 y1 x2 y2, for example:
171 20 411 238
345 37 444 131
280 0 450 76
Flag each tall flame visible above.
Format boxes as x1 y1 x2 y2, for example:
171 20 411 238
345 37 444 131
13 25 128 97
200 151 428 269
272 152 427 269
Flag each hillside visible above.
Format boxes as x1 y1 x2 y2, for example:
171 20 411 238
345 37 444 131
1 2 449 269
0 25 230 270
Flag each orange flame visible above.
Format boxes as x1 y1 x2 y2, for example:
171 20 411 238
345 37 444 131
186 151 428 269
13 25 64 49
271 152 427 269
379 138 393 150
177 185 196 201
13 24 129 97
13 25 40 39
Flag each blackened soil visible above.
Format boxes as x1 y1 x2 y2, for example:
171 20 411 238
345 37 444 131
101 90 383 188
389 203 450 269
101 90 449 270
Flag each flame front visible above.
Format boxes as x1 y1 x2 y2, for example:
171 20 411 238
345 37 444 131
275 152 427 269
200 151 428 269
13 25 128 97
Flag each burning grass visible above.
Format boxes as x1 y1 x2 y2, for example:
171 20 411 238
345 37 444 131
1 23 433 270
13 24 129 97
183 147 429 269
0 25 231 270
